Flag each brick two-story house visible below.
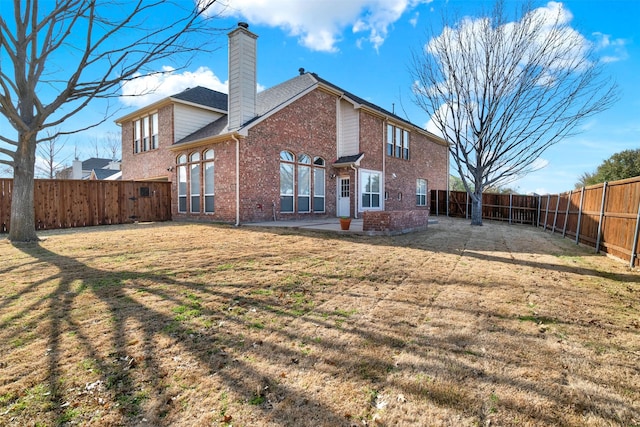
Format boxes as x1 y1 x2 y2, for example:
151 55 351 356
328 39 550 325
116 23 448 232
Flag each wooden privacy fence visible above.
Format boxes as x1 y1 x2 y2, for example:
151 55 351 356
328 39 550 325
538 176 640 268
430 190 539 225
431 176 640 267
0 179 172 233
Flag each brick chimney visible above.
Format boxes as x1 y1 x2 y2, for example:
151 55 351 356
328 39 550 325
227 22 258 131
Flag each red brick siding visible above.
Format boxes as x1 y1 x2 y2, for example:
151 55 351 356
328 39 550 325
358 112 384 171
362 210 429 234
171 139 237 223
383 126 448 212
121 86 449 225
238 89 338 222
121 105 175 181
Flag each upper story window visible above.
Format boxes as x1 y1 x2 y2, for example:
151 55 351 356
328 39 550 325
386 124 410 160
133 112 159 153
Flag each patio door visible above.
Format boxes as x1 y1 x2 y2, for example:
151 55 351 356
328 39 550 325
337 177 350 217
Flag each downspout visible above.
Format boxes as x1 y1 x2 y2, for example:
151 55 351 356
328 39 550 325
231 134 240 226
351 164 358 219
382 119 387 212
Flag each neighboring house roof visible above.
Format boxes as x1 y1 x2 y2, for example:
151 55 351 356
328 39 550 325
91 169 122 180
83 157 113 170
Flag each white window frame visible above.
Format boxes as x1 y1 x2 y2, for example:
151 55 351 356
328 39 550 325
189 152 200 213
417 178 427 206
151 113 159 150
142 116 150 151
386 124 410 160
134 120 141 154
297 154 311 213
403 129 410 160
280 151 295 213
203 149 214 214
313 157 325 213
177 154 187 213
133 112 159 153
359 169 383 211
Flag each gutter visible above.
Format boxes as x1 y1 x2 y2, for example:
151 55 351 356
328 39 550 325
351 164 358 219
231 134 240 226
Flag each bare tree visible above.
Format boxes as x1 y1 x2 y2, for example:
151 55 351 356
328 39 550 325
0 0 222 242
0 165 12 178
411 1 617 225
103 131 122 161
89 136 103 159
36 131 68 179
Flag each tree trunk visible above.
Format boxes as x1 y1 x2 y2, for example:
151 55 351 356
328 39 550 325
9 134 39 242
470 190 483 226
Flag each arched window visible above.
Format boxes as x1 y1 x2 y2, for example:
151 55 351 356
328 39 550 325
313 157 325 212
297 154 311 212
177 155 188 212
203 150 215 213
280 151 295 213
176 151 216 215
279 151 327 214
189 152 200 213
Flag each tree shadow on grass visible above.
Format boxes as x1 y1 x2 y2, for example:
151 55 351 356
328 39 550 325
2 224 638 426
5 242 362 426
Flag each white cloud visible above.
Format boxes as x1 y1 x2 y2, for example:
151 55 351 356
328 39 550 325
206 0 433 52
592 32 628 63
119 66 227 108
409 12 420 27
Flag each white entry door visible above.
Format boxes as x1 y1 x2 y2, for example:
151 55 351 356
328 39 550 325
337 177 350 217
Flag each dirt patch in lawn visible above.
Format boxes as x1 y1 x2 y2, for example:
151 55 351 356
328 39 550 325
0 217 638 426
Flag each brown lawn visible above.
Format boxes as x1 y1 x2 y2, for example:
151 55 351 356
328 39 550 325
0 218 638 426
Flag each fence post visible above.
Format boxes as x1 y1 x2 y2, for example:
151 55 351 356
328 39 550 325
630 201 640 268
562 190 572 237
595 182 608 254
552 194 560 234
537 195 542 228
509 193 513 225
543 194 550 231
435 190 439 216
466 192 469 219
575 187 585 245
447 189 450 217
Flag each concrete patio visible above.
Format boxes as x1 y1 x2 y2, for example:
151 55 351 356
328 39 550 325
244 217 439 234
244 218 364 233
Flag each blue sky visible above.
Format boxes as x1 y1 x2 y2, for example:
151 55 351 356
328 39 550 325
6 0 638 194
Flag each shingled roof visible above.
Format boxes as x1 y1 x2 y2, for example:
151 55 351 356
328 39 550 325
174 72 432 146
171 86 228 111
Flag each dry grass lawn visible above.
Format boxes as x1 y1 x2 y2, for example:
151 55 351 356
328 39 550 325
0 218 639 426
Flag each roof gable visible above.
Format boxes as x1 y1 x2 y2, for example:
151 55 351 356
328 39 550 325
171 86 228 111
172 72 445 147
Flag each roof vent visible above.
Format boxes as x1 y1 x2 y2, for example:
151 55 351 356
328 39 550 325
299 68 305 75
238 22 249 29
